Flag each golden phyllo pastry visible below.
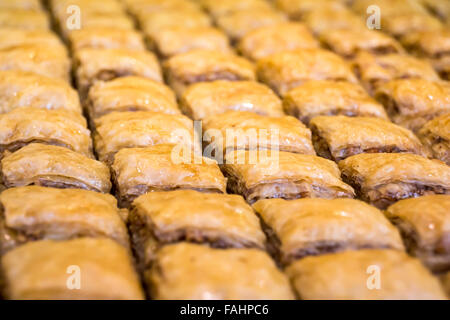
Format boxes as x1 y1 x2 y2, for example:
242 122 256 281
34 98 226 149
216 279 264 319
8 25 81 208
203 0 273 18
0 44 70 82
421 0 450 21
74 48 162 98
68 28 146 52
257 49 358 96
0 108 92 157
147 242 295 300
203 111 315 155
125 0 201 16
339 153 450 209
164 49 255 97
375 79 450 132
310 116 429 161
253 198 404 265
111 144 226 207
1 238 144 300
181 80 283 120
222 150 354 204
86 76 179 119
0 0 42 10
286 249 446 300
147 26 231 59
0 186 129 253
0 71 81 114
381 12 443 38
0 29 63 50
320 29 404 59
238 22 319 61
442 272 450 298
93 111 197 164
283 80 388 124
0 9 49 30
385 195 450 272
303 7 366 36
352 0 428 17
216 8 287 42
129 190 266 270
352 52 440 94
1 143 111 193
418 114 450 165
276 0 347 19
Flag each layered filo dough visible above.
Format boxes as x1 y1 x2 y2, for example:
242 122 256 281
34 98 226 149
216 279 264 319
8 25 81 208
253 198 404 265
1 143 111 193
310 116 429 162
256 49 358 96
0 186 129 254
339 153 450 209
375 79 450 132
86 77 179 120
1 238 145 300
352 52 440 94
385 195 450 273
381 12 443 39
68 28 146 52
286 249 447 300
147 26 231 59
0 44 70 82
125 0 201 16
418 114 450 165
402 30 450 80
180 80 284 120
163 49 256 97
74 48 162 98
93 111 197 164
216 8 287 42
303 7 366 36
111 144 227 207
421 0 450 21
283 80 389 124
352 0 429 17
222 150 355 204
129 190 266 270
202 111 315 155
0 108 92 157
0 71 81 114
275 0 348 19
147 242 295 300
0 9 49 30
238 22 319 61
0 29 64 50
0 0 42 10
202 0 273 18
319 29 404 59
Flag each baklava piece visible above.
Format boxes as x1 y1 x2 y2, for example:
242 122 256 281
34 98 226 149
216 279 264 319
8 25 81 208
163 49 255 97
216 8 287 42
276 0 347 19
1 143 111 193
74 48 162 98
147 242 294 300
385 195 450 272
125 0 200 15
1 238 144 300
86 76 179 120
257 49 358 96
401 30 450 80
320 29 403 59
253 198 404 265
283 80 388 124
0 9 49 30
310 116 429 162
375 79 450 132
0 0 42 10
129 190 266 270
352 52 440 94
0 108 92 157
0 29 63 50
303 7 366 36
352 0 428 17
202 0 273 18
93 111 197 164
421 0 450 21
382 12 443 39
0 71 81 114
238 22 319 61
286 249 446 299
0 44 70 82
339 153 450 209
0 186 129 253
111 144 226 207
180 80 283 120
203 111 315 155
418 114 450 165
222 150 354 204
68 28 146 52
147 26 231 59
